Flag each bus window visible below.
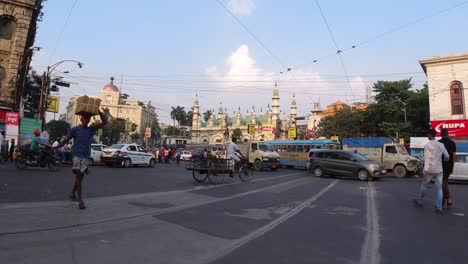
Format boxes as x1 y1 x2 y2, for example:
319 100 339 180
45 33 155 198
304 146 311 152
287 145 296 152
297 145 304 152
310 145 316 149
316 146 322 149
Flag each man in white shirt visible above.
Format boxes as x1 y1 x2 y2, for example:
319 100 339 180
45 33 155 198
227 137 243 162
414 129 449 215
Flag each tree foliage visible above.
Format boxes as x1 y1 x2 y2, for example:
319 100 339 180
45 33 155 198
202 110 212 122
232 128 243 141
163 126 181 136
317 79 429 139
45 120 70 142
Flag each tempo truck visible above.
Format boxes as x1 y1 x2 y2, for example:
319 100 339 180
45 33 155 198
342 137 419 177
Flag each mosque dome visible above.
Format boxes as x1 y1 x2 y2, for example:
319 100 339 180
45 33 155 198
103 76 119 92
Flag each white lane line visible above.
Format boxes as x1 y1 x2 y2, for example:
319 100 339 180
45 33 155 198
360 181 381 264
0 176 317 235
0 172 306 210
205 179 339 264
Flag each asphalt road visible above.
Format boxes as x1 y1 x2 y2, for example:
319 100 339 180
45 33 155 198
1 161 468 264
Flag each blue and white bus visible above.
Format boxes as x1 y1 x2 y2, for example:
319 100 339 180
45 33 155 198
269 139 340 169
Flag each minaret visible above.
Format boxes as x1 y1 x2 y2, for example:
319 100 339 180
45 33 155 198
236 106 241 126
290 93 297 127
192 93 200 130
272 82 280 125
251 106 256 125
267 104 273 124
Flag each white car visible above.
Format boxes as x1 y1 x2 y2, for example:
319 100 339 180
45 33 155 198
90 144 108 165
101 143 156 168
450 152 468 181
181 150 192 160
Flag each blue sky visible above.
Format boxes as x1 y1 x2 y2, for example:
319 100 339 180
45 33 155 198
32 0 468 124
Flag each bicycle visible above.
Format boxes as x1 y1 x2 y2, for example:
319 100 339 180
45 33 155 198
207 157 254 184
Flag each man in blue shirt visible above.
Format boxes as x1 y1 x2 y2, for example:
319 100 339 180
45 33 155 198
56 111 108 209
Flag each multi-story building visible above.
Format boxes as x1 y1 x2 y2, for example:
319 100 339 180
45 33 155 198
420 52 468 138
0 0 41 136
64 77 157 138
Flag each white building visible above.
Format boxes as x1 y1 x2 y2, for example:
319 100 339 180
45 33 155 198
420 52 468 137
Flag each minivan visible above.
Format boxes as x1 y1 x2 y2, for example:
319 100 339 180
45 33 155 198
307 149 386 181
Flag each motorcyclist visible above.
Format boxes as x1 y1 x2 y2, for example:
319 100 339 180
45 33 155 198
29 129 46 165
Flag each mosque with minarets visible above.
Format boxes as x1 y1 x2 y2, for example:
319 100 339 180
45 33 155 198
190 83 318 144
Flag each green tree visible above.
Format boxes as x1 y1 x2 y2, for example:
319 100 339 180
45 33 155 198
317 108 365 138
45 120 70 142
183 109 193 126
232 128 243 141
275 119 283 139
202 110 212 122
163 126 181 136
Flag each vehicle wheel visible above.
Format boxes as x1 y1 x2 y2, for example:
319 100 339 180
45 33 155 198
358 169 370 181
271 167 278 171
239 164 254 182
313 166 324 177
48 157 61 171
148 158 156 167
89 158 94 166
393 165 407 178
193 169 208 182
105 163 113 167
286 165 294 169
253 159 262 171
208 160 225 184
15 157 27 170
123 159 132 168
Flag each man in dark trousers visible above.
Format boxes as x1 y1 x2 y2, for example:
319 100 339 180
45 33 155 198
8 138 15 161
56 111 108 210
439 128 456 208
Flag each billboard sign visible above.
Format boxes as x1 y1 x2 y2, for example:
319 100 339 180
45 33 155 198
431 119 468 137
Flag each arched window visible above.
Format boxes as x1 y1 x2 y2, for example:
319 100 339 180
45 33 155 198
0 17 14 40
450 81 464 115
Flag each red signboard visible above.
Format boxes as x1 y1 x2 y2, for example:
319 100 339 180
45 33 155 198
5 112 19 126
0 109 7 122
431 119 468 137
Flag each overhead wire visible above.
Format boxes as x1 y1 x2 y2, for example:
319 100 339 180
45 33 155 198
287 0 468 72
48 0 80 63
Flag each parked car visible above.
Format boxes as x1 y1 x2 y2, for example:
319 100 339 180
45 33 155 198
307 149 386 181
90 144 108 165
101 143 156 168
450 152 468 181
181 150 192 160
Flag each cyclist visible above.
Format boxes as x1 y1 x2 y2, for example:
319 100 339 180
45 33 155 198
227 137 244 177
29 129 46 166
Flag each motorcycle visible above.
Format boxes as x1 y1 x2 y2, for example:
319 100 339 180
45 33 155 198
15 145 62 171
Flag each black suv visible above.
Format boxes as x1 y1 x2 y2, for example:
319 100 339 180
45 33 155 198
307 149 386 181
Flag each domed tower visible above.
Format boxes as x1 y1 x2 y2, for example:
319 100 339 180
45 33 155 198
251 106 256 125
192 93 200 130
236 106 241 126
267 104 273 124
272 82 280 125
217 102 225 127
99 76 120 106
290 93 297 127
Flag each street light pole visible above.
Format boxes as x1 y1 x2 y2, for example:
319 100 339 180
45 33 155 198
38 60 83 130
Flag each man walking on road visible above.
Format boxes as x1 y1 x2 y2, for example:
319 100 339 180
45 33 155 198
8 138 15 161
438 128 456 208
414 129 449 215
56 111 108 210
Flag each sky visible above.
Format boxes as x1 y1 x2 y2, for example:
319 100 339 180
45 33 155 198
31 0 468 124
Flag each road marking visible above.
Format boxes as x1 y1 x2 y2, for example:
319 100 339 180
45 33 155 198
452 213 464 217
360 181 381 264
205 180 339 264
0 172 307 210
0 176 318 236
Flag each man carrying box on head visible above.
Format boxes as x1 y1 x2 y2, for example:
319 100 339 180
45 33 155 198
56 109 108 210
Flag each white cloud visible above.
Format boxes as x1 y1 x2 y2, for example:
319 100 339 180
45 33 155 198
227 0 256 16
204 45 369 118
